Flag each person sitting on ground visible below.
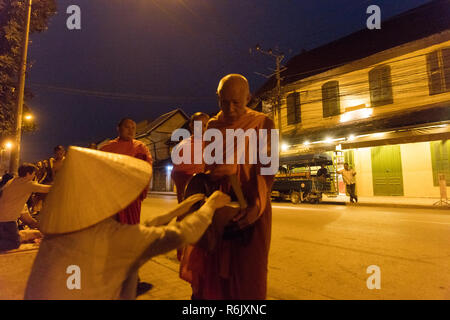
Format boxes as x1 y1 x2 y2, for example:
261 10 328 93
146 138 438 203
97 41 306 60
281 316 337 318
0 164 51 252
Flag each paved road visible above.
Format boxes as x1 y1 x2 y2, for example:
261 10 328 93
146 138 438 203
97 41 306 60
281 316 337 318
141 195 450 300
1 195 449 299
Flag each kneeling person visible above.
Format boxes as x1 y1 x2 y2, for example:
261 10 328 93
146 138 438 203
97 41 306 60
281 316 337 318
0 164 50 252
24 146 230 300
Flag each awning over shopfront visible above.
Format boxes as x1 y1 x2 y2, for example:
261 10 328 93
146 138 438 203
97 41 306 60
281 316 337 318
284 103 450 150
341 125 450 149
280 153 333 167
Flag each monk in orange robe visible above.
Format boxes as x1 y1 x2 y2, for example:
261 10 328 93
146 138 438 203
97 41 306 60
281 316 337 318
171 112 210 203
180 74 276 299
100 118 153 225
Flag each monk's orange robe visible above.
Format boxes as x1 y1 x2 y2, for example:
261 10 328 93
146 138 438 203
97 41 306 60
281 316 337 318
100 138 153 225
181 108 275 300
171 136 205 203
172 136 207 284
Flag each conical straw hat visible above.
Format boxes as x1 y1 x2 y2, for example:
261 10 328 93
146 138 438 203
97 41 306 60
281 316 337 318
39 146 152 234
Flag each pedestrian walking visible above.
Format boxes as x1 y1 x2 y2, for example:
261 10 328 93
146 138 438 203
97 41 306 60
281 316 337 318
338 163 358 203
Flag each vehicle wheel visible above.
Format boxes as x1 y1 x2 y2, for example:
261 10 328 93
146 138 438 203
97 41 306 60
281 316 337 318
290 191 300 204
309 198 316 204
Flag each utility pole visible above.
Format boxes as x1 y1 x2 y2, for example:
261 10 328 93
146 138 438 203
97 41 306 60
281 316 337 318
251 45 285 143
10 0 32 174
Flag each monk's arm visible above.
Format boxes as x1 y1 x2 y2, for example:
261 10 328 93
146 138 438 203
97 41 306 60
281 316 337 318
235 117 275 228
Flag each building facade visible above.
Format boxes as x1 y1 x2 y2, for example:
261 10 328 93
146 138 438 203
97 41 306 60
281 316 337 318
255 0 450 198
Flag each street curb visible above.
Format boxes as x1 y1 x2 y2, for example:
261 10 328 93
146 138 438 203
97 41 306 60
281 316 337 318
345 202 450 211
150 193 450 210
149 192 177 197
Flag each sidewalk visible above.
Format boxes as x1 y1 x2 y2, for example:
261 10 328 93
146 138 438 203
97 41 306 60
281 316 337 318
149 190 450 210
0 248 191 300
322 194 450 210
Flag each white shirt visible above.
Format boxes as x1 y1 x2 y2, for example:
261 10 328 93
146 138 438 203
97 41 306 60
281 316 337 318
24 201 215 300
339 168 356 185
0 178 51 222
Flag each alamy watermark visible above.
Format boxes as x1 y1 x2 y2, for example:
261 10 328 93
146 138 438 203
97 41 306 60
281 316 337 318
366 5 381 30
66 264 81 290
66 5 81 30
171 121 279 175
366 265 381 289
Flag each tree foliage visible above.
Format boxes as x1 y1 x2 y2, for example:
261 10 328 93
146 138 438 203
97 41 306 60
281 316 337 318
0 0 56 139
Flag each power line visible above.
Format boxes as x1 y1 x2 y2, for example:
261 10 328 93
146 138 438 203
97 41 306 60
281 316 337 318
29 83 216 103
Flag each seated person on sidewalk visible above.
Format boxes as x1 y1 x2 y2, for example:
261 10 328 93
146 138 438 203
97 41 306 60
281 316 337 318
25 146 231 300
0 164 51 252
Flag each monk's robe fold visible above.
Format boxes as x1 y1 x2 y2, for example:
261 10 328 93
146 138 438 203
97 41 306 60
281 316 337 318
171 136 207 265
181 108 275 300
171 136 205 202
100 138 153 224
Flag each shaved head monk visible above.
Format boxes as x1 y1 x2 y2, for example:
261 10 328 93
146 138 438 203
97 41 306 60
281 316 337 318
180 74 276 299
172 112 210 203
100 118 153 225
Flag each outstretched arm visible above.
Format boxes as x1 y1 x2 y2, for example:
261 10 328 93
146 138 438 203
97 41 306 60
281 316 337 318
140 191 230 258
143 194 205 227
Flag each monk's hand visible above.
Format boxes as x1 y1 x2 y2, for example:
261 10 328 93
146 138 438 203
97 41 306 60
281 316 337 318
204 191 231 210
232 208 247 222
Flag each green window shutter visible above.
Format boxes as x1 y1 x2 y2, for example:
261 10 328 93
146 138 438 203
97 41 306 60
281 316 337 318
427 51 443 95
286 92 301 125
322 81 340 118
442 48 450 92
430 140 450 186
344 150 354 168
369 65 393 107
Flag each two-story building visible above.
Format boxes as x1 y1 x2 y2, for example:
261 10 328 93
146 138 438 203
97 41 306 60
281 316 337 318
253 0 450 199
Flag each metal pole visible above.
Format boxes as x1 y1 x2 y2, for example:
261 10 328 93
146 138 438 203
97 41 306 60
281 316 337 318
10 0 32 174
275 55 283 144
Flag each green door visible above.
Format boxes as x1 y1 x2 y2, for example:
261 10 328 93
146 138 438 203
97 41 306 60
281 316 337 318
371 145 404 196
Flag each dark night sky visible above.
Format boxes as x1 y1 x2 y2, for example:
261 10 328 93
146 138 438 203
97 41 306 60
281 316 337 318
22 0 430 161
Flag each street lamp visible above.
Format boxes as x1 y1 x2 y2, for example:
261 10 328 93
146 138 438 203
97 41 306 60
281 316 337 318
24 114 33 121
9 0 33 174
1 141 13 173
5 142 13 150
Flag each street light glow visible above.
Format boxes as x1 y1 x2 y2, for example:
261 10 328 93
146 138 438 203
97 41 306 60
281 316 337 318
24 114 33 121
281 143 289 151
373 132 385 138
4 141 13 150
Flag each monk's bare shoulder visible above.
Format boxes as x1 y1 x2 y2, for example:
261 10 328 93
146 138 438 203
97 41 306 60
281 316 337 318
133 139 150 151
99 138 119 151
206 112 221 128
